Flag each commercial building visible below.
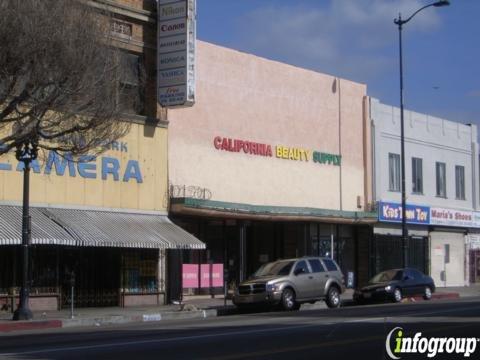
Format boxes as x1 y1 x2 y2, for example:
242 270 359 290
0 0 203 311
371 98 480 286
168 41 377 293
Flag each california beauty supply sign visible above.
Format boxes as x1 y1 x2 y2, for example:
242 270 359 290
213 136 342 166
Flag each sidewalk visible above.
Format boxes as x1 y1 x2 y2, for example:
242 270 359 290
0 299 219 333
0 285 478 334
435 284 480 298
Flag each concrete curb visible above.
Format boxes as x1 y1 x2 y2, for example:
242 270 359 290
0 319 62 333
0 309 217 333
404 292 460 303
431 292 460 300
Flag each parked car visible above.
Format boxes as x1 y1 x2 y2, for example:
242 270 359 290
353 268 435 304
233 257 345 310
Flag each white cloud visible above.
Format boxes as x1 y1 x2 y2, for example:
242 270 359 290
234 0 446 82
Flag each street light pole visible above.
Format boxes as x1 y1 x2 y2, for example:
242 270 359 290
12 140 38 321
394 1 449 268
396 13 409 270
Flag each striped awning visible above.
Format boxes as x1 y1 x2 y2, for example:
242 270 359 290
0 206 77 246
0 205 205 249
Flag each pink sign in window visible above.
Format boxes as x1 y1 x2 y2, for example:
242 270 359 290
182 263 223 289
182 264 199 288
200 264 223 288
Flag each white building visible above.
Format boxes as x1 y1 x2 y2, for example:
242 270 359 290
371 98 480 287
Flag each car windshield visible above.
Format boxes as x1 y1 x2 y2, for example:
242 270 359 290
253 261 294 277
369 270 402 284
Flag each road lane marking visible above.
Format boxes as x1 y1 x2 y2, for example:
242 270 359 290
346 317 384 323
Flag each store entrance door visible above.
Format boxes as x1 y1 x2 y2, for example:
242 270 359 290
469 250 480 283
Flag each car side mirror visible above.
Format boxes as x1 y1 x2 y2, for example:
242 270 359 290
294 268 304 276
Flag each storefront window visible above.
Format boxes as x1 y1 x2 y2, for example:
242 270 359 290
336 225 355 279
372 235 428 275
31 246 57 293
310 223 333 258
205 220 225 264
122 250 158 293
0 246 17 294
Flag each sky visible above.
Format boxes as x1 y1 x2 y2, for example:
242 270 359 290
196 0 479 127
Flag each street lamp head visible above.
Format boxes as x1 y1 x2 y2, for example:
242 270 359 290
395 0 449 26
433 0 450 7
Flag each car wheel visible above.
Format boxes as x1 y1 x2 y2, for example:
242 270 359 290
393 287 402 303
423 286 432 300
282 288 300 311
281 288 298 311
326 286 341 308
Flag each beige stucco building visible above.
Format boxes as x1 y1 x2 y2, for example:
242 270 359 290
168 41 376 289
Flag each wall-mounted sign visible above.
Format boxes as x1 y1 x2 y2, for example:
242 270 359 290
157 0 195 108
275 145 310 162
0 145 143 183
378 201 430 225
430 207 474 228
378 201 480 228
213 136 341 166
214 136 273 157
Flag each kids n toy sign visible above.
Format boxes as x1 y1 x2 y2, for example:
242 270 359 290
378 202 430 225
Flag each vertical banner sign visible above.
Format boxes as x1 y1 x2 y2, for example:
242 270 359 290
157 0 196 107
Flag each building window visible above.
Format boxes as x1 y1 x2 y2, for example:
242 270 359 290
111 20 132 40
412 157 423 194
455 165 466 200
436 162 446 197
119 52 145 115
389 153 401 192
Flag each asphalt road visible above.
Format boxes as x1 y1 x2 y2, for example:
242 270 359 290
1 298 480 360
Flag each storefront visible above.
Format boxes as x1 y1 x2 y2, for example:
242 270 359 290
167 41 376 292
171 204 375 292
374 202 430 275
0 122 204 310
376 201 480 286
429 208 478 287
467 234 480 284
